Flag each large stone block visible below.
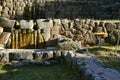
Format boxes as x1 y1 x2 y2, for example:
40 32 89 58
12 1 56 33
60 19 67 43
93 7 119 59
20 20 34 29
36 19 53 29
0 17 16 29
0 32 11 47
58 38 81 50
33 51 54 60
0 51 9 63
9 51 33 61
36 19 53 41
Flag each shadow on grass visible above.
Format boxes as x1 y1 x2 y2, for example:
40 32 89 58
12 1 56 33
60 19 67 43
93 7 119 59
100 61 120 72
0 63 81 80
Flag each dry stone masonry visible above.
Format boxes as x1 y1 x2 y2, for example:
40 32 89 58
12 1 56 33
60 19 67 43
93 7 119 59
0 17 120 49
0 0 119 19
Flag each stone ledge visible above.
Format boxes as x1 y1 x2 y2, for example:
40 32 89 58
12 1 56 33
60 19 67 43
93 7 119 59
64 51 120 80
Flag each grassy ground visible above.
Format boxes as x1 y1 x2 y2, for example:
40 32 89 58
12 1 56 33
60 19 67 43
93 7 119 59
89 45 120 72
0 64 80 80
89 46 120 56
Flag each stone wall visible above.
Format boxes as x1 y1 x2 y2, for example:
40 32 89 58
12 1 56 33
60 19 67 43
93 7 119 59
0 0 119 19
0 17 120 49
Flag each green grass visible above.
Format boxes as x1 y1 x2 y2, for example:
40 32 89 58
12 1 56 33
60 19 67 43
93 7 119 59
89 46 120 56
89 45 120 72
0 64 80 80
98 58 120 72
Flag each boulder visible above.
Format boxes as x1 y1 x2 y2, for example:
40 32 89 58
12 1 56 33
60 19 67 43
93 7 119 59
20 20 34 29
53 19 61 25
51 22 62 37
83 30 96 45
0 17 15 29
58 37 81 50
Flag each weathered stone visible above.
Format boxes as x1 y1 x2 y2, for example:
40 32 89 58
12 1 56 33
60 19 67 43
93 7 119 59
0 27 3 35
0 32 11 48
63 31 74 38
20 20 34 29
33 52 43 60
34 51 53 60
53 51 61 59
0 17 15 29
0 51 9 63
36 19 53 41
61 19 69 31
36 19 53 29
58 37 81 50
9 51 33 61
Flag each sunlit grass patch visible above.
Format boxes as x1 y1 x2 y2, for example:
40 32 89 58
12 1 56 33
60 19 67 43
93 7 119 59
89 46 120 56
89 45 120 72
